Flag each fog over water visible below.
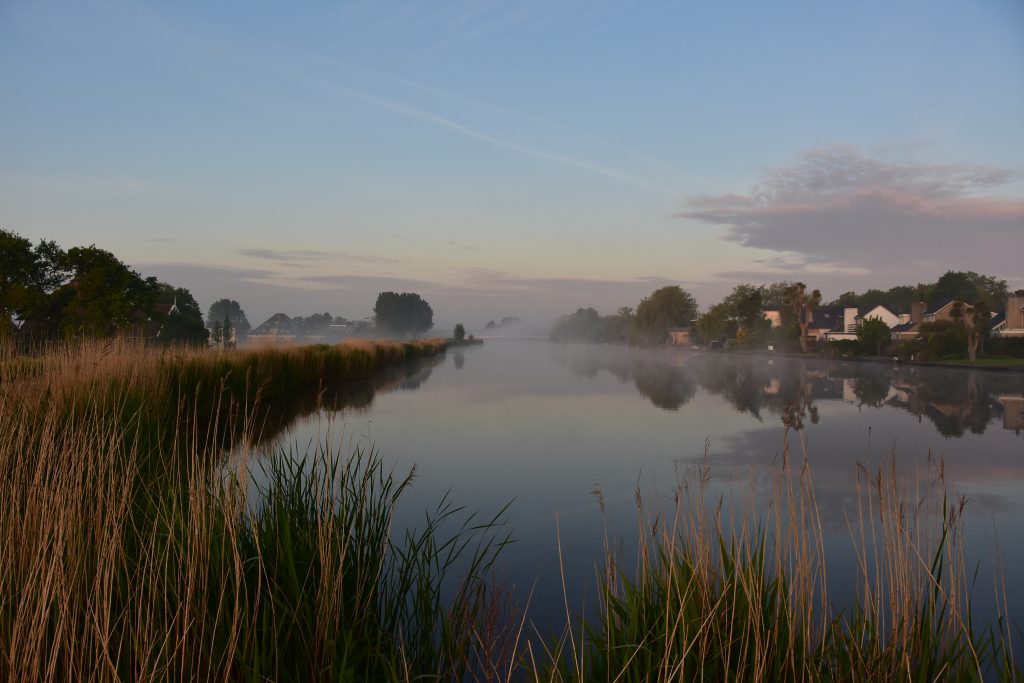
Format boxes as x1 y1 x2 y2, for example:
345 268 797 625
235 339 1024 636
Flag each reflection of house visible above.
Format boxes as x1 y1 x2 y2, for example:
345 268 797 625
667 327 693 346
991 292 1024 338
998 395 1024 431
247 313 297 345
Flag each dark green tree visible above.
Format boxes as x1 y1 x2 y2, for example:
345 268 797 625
0 229 68 336
207 299 251 337
634 285 698 345
932 271 982 303
373 292 433 337
153 283 208 346
55 246 155 337
453 322 466 341
857 317 891 356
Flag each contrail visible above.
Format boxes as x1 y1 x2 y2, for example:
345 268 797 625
281 69 678 196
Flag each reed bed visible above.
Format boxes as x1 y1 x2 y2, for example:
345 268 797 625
537 440 1020 682
0 338 518 681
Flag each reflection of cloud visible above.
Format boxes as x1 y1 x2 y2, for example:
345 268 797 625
238 248 399 264
679 146 1024 273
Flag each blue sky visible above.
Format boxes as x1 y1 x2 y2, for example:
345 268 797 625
2 0 1022 328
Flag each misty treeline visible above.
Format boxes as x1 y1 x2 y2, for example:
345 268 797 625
550 271 1015 355
1 228 207 344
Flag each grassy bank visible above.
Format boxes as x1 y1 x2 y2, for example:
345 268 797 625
0 339 520 681
1 341 1020 680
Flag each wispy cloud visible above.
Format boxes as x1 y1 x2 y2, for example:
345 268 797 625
237 248 400 264
446 239 481 251
679 145 1024 276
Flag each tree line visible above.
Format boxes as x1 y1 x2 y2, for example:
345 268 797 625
550 270 1018 361
1 229 207 344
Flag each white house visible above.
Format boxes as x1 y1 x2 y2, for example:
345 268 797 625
859 304 900 328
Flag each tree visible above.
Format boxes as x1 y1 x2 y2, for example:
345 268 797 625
55 246 156 337
207 299 251 338
634 286 698 345
373 292 433 337
221 316 234 347
783 282 822 353
950 298 991 361
932 271 982 303
211 320 223 346
453 322 466 341
0 229 68 336
153 283 208 346
857 317 891 356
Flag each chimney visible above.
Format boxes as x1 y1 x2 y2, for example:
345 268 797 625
898 313 910 324
911 301 925 324
1009 292 1024 331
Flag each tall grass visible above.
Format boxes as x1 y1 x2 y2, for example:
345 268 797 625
0 338 517 681
539 438 1021 682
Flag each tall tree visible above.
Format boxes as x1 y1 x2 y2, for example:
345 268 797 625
0 229 67 336
950 298 991 361
207 299 251 337
634 285 698 345
783 282 822 353
373 292 433 337
932 271 982 303
56 246 155 337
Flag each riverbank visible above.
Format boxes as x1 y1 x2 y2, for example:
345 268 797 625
2 339 1020 680
683 345 1024 372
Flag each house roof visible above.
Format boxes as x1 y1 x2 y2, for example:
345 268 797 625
250 313 295 335
891 321 918 334
924 298 973 315
808 306 845 331
990 312 1007 329
859 304 897 318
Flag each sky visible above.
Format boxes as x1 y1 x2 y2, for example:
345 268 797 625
2 0 1022 330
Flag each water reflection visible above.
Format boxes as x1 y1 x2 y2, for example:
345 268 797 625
552 347 1024 438
243 352 444 449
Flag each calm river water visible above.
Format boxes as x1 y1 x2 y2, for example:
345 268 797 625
242 339 1024 636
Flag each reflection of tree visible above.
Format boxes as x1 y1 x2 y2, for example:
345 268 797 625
552 346 1020 438
630 356 696 411
239 354 443 450
453 351 465 370
888 368 1001 437
852 370 891 408
551 346 695 411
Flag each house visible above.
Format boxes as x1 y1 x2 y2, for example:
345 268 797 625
667 327 693 346
820 307 860 341
246 313 297 345
859 304 900 328
762 306 784 329
804 306 853 341
991 291 1024 338
890 299 974 341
